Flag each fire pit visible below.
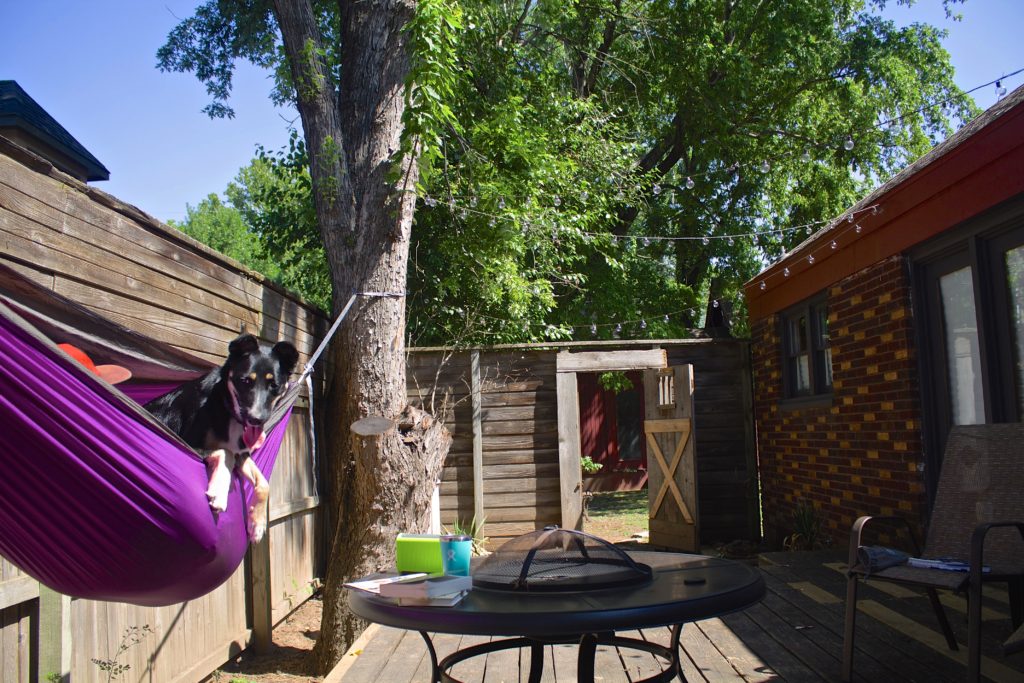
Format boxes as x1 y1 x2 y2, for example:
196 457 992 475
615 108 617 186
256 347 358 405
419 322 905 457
472 526 652 592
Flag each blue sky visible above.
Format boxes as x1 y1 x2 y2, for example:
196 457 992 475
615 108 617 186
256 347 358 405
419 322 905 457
2 1 1022 224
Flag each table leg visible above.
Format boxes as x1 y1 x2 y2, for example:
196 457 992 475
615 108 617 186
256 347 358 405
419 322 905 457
576 633 598 682
418 631 440 683
670 624 687 682
527 640 545 683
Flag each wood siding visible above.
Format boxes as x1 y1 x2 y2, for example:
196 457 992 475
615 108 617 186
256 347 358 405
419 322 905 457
409 338 758 550
0 137 326 683
408 350 562 546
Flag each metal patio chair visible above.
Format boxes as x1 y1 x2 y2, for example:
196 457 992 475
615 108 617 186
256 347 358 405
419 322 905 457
842 423 1024 683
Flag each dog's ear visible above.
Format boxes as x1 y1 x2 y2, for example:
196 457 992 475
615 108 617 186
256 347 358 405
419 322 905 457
229 334 261 358
272 341 300 375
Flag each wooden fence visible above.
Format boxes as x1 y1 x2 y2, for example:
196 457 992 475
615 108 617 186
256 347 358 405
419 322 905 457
0 128 759 679
408 339 758 549
0 136 326 682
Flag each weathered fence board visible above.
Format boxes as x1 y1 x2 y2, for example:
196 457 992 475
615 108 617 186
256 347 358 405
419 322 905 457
412 338 757 551
0 138 326 682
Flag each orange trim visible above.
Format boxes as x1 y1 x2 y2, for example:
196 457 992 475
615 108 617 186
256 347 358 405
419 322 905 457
745 103 1024 319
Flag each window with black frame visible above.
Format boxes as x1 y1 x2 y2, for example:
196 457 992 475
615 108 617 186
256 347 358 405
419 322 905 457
781 296 832 399
911 200 1024 502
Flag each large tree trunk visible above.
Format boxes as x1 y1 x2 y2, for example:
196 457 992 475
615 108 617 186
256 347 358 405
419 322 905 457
272 0 450 673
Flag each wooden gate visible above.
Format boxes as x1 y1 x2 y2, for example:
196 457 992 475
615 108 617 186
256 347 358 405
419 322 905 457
643 365 698 551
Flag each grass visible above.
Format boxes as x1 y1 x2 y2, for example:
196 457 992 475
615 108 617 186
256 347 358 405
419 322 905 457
583 489 649 543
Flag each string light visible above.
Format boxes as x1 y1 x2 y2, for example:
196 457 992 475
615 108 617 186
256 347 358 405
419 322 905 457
751 203 883 295
410 67 1022 314
419 67 1024 229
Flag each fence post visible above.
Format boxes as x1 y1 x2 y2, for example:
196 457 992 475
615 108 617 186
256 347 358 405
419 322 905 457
471 350 485 531
249 511 273 652
37 586 71 682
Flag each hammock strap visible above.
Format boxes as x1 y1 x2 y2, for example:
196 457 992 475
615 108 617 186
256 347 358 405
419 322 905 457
300 290 406 380
306 372 319 496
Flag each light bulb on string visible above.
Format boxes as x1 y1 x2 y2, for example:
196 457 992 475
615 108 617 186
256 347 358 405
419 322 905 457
843 136 855 151
498 197 506 210
652 184 662 195
831 239 838 250
581 191 589 202
702 237 710 246
997 80 1007 98
783 267 791 277
663 314 670 323
590 323 597 336
801 150 811 163
553 195 562 207
759 281 767 291
685 177 695 189
855 224 863 234
807 254 815 264
760 160 770 173
640 319 647 330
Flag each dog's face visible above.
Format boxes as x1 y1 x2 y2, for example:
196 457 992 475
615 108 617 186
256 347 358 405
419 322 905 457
224 334 300 427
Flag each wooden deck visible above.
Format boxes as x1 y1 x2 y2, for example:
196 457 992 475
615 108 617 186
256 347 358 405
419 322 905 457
330 551 1024 683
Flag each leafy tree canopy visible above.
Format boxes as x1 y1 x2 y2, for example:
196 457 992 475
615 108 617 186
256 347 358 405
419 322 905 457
169 137 330 312
160 0 977 345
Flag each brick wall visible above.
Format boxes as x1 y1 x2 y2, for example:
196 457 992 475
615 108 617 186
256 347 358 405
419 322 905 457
752 255 928 549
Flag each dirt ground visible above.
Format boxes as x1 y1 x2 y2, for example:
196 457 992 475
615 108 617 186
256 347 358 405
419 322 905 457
211 597 323 683
211 502 648 683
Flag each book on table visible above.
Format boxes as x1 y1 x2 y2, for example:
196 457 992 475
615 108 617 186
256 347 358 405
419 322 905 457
378 574 472 599
392 590 468 607
344 573 430 595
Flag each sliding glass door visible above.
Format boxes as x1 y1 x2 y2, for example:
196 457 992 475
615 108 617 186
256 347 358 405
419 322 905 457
914 208 1024 500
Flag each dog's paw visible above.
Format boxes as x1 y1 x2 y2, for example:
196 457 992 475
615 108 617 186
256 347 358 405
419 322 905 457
248 509 266 544
207 488 228 513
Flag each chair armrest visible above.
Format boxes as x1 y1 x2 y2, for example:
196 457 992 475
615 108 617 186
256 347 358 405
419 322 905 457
848 515 923 571
969 520 1024 579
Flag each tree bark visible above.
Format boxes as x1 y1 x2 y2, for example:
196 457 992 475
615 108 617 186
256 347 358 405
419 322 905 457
272 0 451 674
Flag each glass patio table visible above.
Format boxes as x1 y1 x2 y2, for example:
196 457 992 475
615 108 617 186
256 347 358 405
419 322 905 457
347 550 765 683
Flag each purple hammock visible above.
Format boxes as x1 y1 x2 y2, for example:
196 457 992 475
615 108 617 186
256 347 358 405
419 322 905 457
0 263 311 606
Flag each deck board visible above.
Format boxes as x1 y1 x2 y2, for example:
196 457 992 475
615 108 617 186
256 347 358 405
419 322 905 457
335 550 1024 682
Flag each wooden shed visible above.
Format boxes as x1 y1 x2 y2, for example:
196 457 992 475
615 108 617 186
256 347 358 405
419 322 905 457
743 84 1024 548
0 85 326 682
408 335 759 550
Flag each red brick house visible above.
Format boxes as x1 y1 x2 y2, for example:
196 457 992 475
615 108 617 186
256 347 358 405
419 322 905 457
743 85 1024 548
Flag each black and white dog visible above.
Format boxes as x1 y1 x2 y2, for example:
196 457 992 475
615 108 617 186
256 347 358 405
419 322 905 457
146 334 299 543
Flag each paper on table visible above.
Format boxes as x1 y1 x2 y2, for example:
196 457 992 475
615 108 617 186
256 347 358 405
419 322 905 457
379 574 473 598
344 573 429 594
